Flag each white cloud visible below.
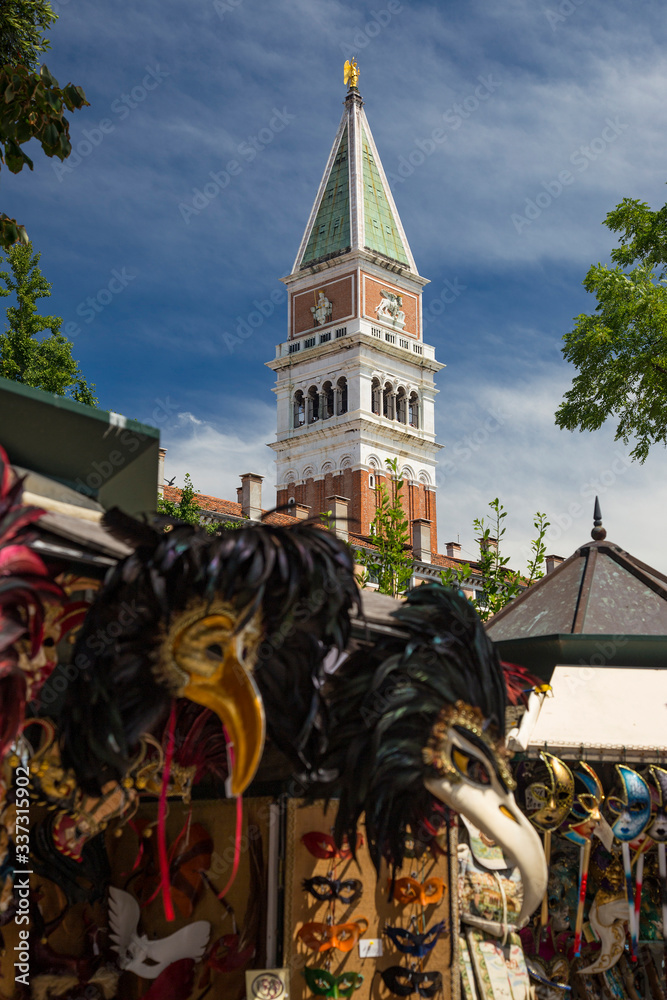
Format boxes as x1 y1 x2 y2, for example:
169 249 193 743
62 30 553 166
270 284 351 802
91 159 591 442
436 367 667 572
160 404 277 504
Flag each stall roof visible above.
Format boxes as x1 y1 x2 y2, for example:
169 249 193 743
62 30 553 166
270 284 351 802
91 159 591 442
487 538 667 641
0 376 159 515
520 665 667 764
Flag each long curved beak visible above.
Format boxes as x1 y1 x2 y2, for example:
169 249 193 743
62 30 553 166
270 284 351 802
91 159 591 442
183 649 266 798
425 776 548 926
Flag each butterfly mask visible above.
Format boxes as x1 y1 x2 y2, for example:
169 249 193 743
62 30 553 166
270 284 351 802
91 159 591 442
302 968 363 998
384 920 447 958
297 918 368 953
389 876 445 907
380 966 443 998
302 876 363 905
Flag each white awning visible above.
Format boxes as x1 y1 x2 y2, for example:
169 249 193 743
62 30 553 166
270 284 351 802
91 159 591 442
514 666 667 763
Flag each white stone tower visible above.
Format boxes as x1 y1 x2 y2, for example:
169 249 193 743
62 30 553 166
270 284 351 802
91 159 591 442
267 64 444 550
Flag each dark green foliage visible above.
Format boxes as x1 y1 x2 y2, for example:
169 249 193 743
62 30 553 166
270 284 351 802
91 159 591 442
555 192 667 462
0 1 57 68
0 242 97 404
0 2 88 247
320 583 506 874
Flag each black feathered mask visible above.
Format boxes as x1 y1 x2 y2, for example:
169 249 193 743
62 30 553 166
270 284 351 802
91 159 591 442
59 509 359 797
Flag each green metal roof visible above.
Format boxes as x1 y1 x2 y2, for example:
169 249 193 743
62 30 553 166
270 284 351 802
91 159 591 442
301 126 351 265
361 125 408 265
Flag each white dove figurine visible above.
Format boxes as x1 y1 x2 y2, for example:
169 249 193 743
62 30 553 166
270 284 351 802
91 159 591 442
108 886 210 979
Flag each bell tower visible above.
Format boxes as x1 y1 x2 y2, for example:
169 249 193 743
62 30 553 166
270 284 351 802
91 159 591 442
267 63 444 549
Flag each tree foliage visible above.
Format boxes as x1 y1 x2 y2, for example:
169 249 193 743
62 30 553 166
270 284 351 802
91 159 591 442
1 1 57 67
357 458 413 597
1 2 88 248
157 474 243 533
0 241 97 404
440 498 549 622
555 193 667 462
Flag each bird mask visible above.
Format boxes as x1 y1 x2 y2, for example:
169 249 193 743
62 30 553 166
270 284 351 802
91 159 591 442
155 597 264 797
324 584 548 928
422 700 547 925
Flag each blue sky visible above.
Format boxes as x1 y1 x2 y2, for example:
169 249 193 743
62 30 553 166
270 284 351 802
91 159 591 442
4 0 667 569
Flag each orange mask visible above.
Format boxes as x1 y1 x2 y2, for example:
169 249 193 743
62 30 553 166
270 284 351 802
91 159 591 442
297 918 369 953
390 876 446 906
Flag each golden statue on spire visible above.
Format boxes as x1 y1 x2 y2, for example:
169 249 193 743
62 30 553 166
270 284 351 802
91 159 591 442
344 59 360 89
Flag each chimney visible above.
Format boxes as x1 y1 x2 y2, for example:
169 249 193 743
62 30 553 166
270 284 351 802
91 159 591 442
157 447 167 497
479 536 498 554
546 554 564 574
236 487 242 504
412 519 432 563
446 541 461 558
295 503 311 520
240 473 263 520
326 495 349 542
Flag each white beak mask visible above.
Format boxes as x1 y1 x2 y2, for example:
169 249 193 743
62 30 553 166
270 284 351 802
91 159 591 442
422 701 547 927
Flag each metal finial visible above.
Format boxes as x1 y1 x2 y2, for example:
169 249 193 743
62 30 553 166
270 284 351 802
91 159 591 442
591 496 607 541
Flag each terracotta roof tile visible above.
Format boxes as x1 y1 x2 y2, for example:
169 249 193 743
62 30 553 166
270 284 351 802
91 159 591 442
162 486 303 527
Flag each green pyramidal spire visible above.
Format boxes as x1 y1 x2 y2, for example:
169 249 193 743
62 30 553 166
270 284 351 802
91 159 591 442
294 80 416 273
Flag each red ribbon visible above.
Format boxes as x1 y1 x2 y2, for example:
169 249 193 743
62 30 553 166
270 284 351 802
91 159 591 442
158 703 177 921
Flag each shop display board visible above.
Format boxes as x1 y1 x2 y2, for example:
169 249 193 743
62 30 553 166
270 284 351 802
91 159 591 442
105 796 274 1000
283 799 459 1000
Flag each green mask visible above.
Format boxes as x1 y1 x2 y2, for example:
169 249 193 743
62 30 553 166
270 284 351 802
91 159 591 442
302 968 364 998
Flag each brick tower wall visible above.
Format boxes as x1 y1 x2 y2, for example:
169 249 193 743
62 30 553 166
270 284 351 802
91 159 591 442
277 471 437 552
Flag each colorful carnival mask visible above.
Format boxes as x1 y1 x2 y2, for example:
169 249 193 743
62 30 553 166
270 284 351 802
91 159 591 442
563 762 605 845
607 765 652 842
422 700 547 925
523 753 574 833
390 875 445 907
301 831 363 860
577 890 628 976
647 765 667 842
156 598 265 797
380 966 443 998
301 876 363 905
384 920 446 958
302 968 363 998
297 918 368 953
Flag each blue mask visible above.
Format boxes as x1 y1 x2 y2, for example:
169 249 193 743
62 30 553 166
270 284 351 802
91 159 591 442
608 765 651 842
